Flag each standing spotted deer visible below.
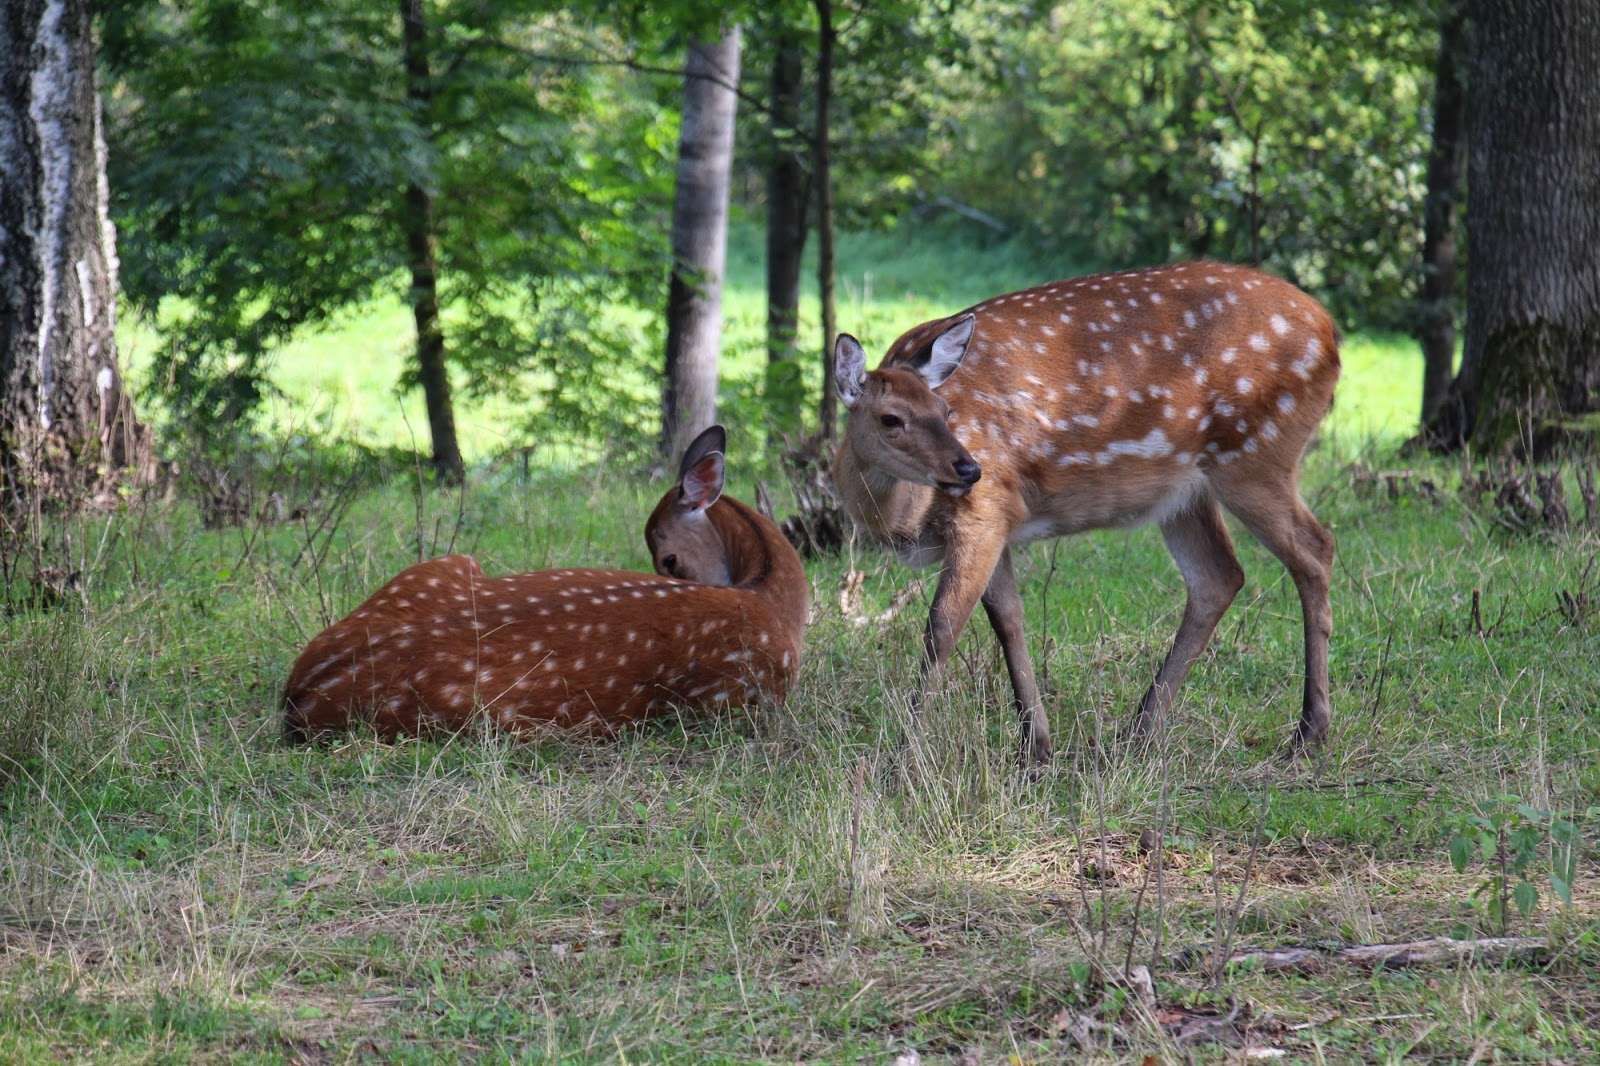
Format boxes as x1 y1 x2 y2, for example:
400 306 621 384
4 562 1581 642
832 262 1339 764
282 426 808 742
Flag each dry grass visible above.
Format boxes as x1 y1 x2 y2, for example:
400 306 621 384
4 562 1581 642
2 444 1599 1063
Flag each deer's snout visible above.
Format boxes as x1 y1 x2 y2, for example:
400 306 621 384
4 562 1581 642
939 453 981 497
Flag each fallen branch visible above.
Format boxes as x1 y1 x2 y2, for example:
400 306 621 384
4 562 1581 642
838 570 923 626
1178 935 1550 974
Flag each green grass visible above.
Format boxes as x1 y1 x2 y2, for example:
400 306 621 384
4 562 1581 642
6 230 1597 1062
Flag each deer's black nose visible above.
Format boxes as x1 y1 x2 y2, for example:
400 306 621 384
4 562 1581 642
954 458 982 486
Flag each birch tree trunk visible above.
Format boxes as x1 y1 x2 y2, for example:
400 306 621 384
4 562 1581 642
0 0 153 513
662 27 742 465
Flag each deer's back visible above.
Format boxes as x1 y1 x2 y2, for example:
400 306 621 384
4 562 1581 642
885 262 1340 533
283 554 800 738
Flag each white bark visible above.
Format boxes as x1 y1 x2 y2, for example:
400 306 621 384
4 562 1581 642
0 0 151 507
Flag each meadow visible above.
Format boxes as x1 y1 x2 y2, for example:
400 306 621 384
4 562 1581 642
3 231 1598 1063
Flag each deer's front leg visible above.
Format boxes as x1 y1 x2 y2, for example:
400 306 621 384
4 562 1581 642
979 546 1051 764
911 515 1014 747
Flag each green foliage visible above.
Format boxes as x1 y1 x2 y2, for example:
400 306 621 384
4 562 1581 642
931 0 1438 332
1447 795 1591 936
98 0 1458 466
738 1 1021 231
101 0 676 454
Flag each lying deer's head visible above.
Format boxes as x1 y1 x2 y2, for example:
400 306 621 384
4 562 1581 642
645 425 733 585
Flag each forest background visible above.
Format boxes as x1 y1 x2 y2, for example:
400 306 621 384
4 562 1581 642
3 1 1600 1063
99 0 1454 475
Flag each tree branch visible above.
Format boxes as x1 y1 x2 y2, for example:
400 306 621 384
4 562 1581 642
446 31 774 118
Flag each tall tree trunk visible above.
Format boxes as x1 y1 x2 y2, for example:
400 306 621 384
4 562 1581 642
662 27 742 465
764 28 809 442
813 0 839 447
400 0 463 485
1429 0 1600 453
1415 1 1468 430
0 0 154 513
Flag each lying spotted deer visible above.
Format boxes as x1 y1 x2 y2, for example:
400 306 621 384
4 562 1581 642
282 426 808 742
832 262 1339 764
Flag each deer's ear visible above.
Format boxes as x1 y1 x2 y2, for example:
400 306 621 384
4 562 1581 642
677 427 726 513
919 315 974 390
679 451 724 513
677 425 727 481
834 334 869 409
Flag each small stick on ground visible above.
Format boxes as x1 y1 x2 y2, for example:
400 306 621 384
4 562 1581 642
1183 935 1550 974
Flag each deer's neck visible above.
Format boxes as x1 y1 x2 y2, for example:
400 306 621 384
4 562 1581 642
833 442 940 549
708 497 809 639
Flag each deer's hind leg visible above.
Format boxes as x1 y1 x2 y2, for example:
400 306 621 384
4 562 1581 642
1214 473 1335 751
1132 496 1245 744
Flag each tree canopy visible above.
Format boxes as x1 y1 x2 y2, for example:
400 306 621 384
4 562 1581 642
92 0 1521 465
101 0 678 455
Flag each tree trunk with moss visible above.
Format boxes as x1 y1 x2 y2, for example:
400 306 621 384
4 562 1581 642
0 0 154 513
1428 0 1600 453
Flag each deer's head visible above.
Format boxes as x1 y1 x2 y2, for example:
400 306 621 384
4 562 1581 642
835 316 982 496
646 424 733 586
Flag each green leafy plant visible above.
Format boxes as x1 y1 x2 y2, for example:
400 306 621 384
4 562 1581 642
1447 795 1589 935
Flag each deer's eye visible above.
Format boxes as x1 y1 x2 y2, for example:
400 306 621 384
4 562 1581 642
879 414 903 429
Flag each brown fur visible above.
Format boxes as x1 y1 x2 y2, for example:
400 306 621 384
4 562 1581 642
282 431 808 743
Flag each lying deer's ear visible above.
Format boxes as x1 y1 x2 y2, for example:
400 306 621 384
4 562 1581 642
677 424 727 481
834 334 869 409
679 449 725 513
919 314 975 390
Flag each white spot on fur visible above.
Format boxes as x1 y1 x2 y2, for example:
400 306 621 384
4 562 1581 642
1292 336 1322 379
1102 428 1173 461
